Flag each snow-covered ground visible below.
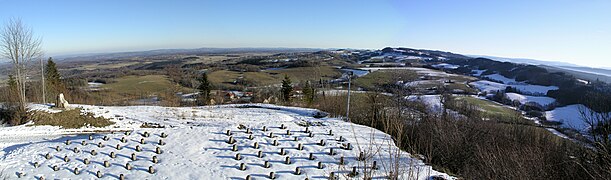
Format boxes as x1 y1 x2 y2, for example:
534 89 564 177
471 70 486 77
469 80 558 95
545 104 590 131
406 95 443 112
340 68 370 77
431 63 459 70
483 74 517 84
505 93 556 107
0 104 450 180
360 67 458 78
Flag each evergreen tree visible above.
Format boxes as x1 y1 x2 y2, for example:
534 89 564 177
197 73 212 105
281 75 293 102
45 57 64 99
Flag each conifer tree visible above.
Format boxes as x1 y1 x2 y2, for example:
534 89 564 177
197 73 212 105
280 75 293 102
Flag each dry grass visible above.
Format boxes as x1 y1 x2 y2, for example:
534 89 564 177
29 108 114 128
453 96 517 116
102 75 180 96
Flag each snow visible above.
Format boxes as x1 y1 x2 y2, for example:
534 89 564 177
431 63 459 69
401 80 439 87
469 80 558 95
483 74 517 84
360 67 458 78
471 70 485 76
505 93 556 106
340 68 370 77
468 80 507 93
0 104 450 179
406 95 443 112
545 104 591 131
577 79 590 85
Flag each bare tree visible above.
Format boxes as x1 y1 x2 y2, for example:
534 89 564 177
0 18 43 112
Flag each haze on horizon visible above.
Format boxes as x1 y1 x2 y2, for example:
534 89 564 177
1 0 610 67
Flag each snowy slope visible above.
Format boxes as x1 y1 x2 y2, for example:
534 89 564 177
505 93 556 106
469 80 558 95
544 104 611 132
0 104 450 180
431 63 459 69
545 105 588 131
483 74 517 84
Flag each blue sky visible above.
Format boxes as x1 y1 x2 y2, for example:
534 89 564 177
1 0 610 67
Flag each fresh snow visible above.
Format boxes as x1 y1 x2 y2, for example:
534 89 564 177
505 93 556 106
0 104 450 180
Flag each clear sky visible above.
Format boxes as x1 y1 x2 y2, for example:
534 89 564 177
1 0 610 67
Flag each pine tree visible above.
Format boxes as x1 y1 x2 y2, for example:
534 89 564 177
281 75 293 102
197 73 212 105
45 57 64 99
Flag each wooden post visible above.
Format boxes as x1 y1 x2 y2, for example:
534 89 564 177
239 163 246 171
235 153 242 160
264 160 270 168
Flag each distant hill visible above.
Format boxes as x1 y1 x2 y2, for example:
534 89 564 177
470 55 580 67
56 47 325 62
542 65 611 83
470 55 611 80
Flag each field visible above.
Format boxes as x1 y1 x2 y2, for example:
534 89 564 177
454 96 518 116
208 66 342 89
102 75 179 96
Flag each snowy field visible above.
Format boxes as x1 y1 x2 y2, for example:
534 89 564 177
405 95 443 112
469 80 558 95
431 63 459 70
483 74 517 84
505 93 556 107
360 67 458 78
545 104 593 131
0 104 450 180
